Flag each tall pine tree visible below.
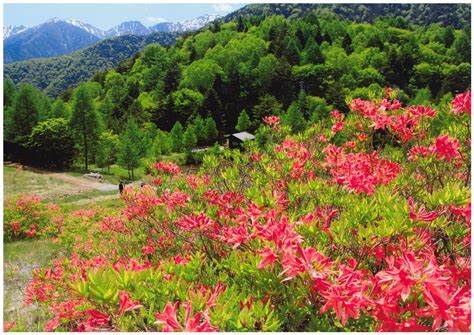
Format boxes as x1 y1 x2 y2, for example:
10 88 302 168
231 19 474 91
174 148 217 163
6 84 41 146
118 119 141 180
70 84 100 171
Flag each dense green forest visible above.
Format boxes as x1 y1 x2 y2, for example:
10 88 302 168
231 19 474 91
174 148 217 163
3 9 471 178
4 32 178 97
223 3 471 29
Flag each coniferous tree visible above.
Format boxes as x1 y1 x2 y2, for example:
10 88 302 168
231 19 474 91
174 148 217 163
237 16 245 32
443 26 455 48
153 130 173 157
4 77 16 109
301 37 324 65
252 95 283 124
297 89 309 118
6 84 41 146
322 32 332 44
96 131 119 173
50 99 69 119
236 110 252 132
70 84 100 171
204 117 218 143
182 125 197 153
192 115 206 143
117 119 141 180
342 32 353 55
282 103 306 133
170 121 184 152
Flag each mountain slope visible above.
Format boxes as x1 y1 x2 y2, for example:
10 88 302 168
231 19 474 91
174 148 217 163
4 19 101 63
4 32 179 97
223 3 471 28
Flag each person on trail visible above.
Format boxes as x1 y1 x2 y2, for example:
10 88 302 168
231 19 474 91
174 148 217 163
119 182 124 194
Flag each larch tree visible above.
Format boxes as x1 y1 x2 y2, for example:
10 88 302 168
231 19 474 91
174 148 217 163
117 119 142 180
170 121 184 152
70 84 100 171
96 131 119 174
236 110 251 132
6 84 41 146
182 125 197 153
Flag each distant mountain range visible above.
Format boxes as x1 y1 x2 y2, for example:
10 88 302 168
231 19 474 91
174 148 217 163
3 14 220 63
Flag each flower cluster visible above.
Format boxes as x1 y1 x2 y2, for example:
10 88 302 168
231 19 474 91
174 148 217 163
11 91 471 332
4 194 62 241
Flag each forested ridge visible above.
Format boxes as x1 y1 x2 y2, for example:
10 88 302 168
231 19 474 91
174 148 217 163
3 7 471 176
4 32 179 97
223 3 471 29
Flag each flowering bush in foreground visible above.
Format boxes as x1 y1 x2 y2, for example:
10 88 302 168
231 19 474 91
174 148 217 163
16 91 471 332
3 194 62 241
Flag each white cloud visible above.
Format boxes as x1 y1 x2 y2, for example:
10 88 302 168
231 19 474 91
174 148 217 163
211 4 234 14
145 16 167 24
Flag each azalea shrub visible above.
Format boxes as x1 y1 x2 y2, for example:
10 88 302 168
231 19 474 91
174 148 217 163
17 91 471 332
3 194 62 242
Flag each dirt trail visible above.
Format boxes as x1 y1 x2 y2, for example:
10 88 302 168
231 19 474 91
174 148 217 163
5 163 118 199
30 169 118 192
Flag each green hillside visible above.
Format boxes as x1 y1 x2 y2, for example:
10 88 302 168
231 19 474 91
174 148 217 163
4 32 179 97
223 3 471 29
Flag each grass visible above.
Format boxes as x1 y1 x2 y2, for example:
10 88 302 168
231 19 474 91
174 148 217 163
4 165 72 199
68 163 148 184
4 240 63 331
68 153 187 184
59 191 124 213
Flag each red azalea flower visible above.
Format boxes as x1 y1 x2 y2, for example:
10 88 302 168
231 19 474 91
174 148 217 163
141 244 154 256
407 197 441 222
118 290 142 315
451 91 471 115
256 246 279 271
408 105 436 118
431 134 462 162
154 161 181 175
85 310 110 329
3 321 17 332
330 110 344 120
449 203 471 225
25 229 36 237
262 115 280 125
331 121 344 134
152 178 162 186
155 302 181 331
155 302 218 332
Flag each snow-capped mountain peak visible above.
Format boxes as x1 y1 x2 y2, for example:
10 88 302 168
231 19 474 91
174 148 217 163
46 17 63 24
105 21 150 37
150 14 221 33
180 14 221 30
65 19 106 38
3 25 27 39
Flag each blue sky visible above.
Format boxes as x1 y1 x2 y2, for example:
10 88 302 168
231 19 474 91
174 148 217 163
4 3 246 29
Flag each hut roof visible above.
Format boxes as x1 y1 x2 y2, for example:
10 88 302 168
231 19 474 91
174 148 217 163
231 132 255 141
